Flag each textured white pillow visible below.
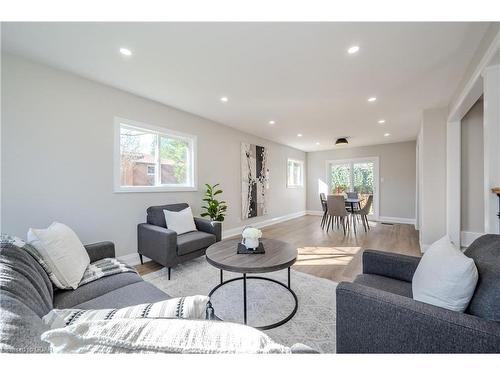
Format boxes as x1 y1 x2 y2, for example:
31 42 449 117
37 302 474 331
43 296 210 329
163 207 197 235
27 222 90 289
41 318 291 354
412 236 478 312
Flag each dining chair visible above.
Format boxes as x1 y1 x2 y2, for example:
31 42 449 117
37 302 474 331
354 194 373 232
346 192 361 211
327 195 350 235
319 193 328 229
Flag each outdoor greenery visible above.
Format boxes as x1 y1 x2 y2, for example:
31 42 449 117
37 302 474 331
330 163 374 194
160 137 189 183
330 164 350 193
201 183 228 222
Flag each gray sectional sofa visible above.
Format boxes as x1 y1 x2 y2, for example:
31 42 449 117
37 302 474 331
0 241 171 353
336 234 500 353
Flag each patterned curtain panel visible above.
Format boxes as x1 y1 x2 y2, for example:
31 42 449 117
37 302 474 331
241 143 269 219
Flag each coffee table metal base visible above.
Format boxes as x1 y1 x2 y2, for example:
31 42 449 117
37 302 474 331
208 268 298 330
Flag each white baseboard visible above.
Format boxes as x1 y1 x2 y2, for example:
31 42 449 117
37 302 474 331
419 242 430 253
118 210 307 266
460 231 484 247
306 210 323 216
306 212 415 226
222 211 307 238
378 216 416 225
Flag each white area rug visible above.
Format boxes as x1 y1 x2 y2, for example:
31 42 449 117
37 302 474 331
143 257 337 353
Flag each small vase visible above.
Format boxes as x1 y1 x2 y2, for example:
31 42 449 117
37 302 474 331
244 237 260 250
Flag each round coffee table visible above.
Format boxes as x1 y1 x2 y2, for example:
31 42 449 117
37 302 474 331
205 238 298 330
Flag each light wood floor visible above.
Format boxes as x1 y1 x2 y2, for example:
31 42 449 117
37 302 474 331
136 215 421 283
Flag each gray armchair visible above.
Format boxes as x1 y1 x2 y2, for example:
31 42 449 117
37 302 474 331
336 234 500 353
137 203 222 280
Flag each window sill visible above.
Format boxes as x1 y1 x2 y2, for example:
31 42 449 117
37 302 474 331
114 185 198 193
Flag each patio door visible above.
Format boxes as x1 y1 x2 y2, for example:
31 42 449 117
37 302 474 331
327 157 379 220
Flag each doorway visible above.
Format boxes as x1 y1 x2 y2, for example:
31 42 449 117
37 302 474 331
326 157 380 220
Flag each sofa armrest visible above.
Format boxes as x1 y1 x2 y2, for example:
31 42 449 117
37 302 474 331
362 250 421 282
336 282 500 353
137 224 177 267
84 241 115 263
194 217 222 242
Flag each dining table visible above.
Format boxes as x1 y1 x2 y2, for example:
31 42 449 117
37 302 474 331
345 197 361 213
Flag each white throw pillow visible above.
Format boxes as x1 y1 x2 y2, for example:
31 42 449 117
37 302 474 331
27 222 90 289
412 236 478 312
41 318 291 354
163 207 197 235
42 295 210 329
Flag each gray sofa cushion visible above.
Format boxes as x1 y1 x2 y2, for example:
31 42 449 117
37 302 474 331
54 272 144 309
147 203 189 228
463 234 500 321
177 231 216 256
0 244 53 317
0 295 50 353
72 281 170 310
0 244 54 353
354 274 413 298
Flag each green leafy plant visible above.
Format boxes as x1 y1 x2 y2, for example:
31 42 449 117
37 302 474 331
201 183 227 222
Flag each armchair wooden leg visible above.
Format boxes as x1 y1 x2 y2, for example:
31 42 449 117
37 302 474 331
139 254 143 265
168 267 171 280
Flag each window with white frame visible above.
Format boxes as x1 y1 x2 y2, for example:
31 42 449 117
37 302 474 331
287 158 304 188
114 118 197 192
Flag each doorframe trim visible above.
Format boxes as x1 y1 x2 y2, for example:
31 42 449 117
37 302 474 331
325 156 380 221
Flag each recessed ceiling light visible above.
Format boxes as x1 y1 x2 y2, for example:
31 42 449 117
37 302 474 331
347 45 360 54
269 120 276 125
220 96 228 103
316 142 320 145
119 48 132 56
384 133 391 137
368 97 377 102
378 119 386 124
297 133 303 137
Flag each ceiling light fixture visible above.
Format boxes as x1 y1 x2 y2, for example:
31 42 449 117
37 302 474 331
378 119 386 124
368 97 377 102
119 48 132 56
335 137 349 146
220 96 228 103
347 45 360 54
269 120 276 125
316 142 320 145
384 133 391 137
297 133 303 137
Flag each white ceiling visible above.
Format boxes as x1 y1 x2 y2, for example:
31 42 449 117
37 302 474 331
1 22 490 151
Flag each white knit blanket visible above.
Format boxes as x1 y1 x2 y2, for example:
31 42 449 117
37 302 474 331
41 318 292 354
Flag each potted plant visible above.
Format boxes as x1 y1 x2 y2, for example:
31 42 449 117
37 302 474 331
201 183 228 223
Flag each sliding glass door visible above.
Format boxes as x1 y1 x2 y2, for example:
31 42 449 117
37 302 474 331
327 157 379 219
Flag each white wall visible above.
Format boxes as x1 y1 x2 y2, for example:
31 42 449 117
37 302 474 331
306 141 416 221
1 54 306 256
418 107 448 249
461 99 484 233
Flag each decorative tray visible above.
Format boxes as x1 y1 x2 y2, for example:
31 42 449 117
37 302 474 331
237 242 265 254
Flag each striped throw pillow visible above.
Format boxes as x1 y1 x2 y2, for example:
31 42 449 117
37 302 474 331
43 296 210 329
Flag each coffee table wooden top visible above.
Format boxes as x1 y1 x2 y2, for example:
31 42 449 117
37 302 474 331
205 238 298 274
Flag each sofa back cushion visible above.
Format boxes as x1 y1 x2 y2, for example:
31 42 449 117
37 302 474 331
0 244 53 353
147 203 189 228
464 234 500 321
